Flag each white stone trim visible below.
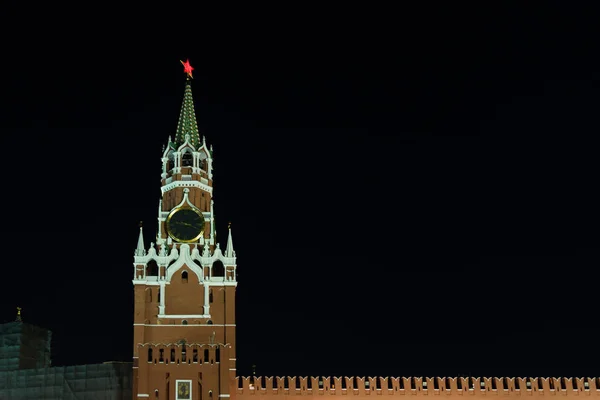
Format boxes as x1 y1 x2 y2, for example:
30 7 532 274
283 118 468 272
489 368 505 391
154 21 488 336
219 395 231 398
131 279 237 286
158 314 211 319
137 395 149 398
161 180 213 195
132 280 162 286
159 281 166 312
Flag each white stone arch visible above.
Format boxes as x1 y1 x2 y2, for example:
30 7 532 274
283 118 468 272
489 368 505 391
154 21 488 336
166 244 203 283
180 146 194 167
164 150 176 171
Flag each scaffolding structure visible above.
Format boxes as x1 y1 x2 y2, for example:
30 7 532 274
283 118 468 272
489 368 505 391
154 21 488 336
0 361 133 399
0 321 132 399
0 321 51 372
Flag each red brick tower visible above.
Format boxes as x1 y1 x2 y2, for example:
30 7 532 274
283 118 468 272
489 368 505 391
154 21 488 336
132 60 237 400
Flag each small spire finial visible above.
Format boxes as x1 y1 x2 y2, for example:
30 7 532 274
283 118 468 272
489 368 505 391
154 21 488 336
139 221 143 228
228 221 231 229
16 307 22 322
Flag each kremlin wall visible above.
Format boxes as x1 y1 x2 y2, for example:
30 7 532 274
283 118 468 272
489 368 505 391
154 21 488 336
234 376 600 400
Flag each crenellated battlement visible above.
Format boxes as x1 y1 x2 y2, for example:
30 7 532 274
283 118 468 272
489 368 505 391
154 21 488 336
235 376 600 398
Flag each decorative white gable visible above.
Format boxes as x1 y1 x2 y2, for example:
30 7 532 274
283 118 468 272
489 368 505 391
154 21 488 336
165 244 203 283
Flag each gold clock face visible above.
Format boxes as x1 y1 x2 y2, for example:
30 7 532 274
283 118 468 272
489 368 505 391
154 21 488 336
177 381 191 399
166 207 205 243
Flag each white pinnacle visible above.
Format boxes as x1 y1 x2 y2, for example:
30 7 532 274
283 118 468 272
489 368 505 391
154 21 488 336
135 226 145 256
225 224 235 258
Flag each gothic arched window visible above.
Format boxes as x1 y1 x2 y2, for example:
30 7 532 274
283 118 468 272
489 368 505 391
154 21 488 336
182 150 193 167
167 152 175 171
212 260 225 277
146 260 158 277
182 271 188 283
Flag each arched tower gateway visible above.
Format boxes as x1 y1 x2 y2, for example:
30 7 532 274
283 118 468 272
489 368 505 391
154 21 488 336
132 60 237 400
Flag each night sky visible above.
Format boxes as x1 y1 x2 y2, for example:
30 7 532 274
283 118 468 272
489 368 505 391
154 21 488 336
1 3 598 379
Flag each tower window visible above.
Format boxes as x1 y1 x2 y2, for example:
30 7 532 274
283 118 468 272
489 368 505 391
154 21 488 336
182 151 193 167
170 348 175 362
147 348 153 363
167 152 175 171
182 320 188 325
215 348 220 363
212 260 225 277
182 271 188 283
159 349 164 362
182 345 187 362
203 349 209 363
146 260 158 276
192 348 198 362
207 320 213 325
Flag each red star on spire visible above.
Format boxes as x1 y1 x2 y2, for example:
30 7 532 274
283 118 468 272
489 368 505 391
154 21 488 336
180 59 194 79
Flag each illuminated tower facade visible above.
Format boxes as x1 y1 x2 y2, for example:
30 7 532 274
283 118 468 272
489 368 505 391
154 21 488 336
132 60 237 400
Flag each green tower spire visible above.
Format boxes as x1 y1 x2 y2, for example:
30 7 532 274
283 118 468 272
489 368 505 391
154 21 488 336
174 60 201 149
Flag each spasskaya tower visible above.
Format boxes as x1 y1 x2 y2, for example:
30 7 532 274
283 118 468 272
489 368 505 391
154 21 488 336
132 60 238 400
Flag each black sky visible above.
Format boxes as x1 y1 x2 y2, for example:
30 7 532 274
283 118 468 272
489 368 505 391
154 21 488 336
0 3 598 379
